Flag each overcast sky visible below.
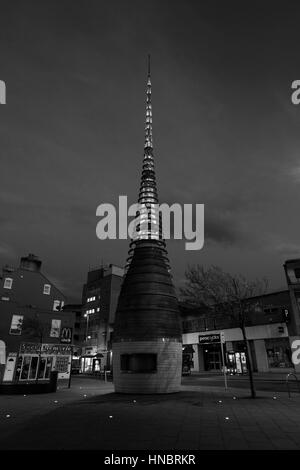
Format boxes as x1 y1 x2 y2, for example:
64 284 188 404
0 0 300 302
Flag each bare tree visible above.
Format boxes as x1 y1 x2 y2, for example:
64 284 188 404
180 265 269 398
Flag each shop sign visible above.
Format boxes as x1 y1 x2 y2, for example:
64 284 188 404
20 342 71 355
50 319 61 338
19 342 41 354
42 343 72 355
60 327 72 344
199 334 221 344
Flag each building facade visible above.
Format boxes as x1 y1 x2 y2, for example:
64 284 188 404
181 288 296 374
0 254 75 384
79 264 124 373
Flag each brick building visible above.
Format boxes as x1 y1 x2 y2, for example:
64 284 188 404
0 254 75 383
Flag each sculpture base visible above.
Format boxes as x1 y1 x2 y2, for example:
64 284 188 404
113 340 182 394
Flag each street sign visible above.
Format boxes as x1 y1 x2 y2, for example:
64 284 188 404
199 334 220 344
220 331 225 344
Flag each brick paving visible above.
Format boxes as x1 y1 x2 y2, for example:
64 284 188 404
0 376 300 449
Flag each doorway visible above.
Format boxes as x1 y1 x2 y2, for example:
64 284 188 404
203 344 222 371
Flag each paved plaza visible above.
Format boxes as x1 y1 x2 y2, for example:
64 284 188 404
1 375 300 450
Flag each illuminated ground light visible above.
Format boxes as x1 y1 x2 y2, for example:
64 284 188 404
54 400 58 404
6 414 11 418
109 416 113 419
83 394 87 397
233 396 237 400
218 400 222 404
225 417 230 421
273 396 277 400
133 400 137 403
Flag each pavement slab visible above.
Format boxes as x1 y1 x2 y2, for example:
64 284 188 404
0 375 300 450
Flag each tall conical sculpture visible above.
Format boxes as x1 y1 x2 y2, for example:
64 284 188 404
113 56 182 393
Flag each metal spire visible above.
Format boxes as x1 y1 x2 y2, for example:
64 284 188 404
144 54 153 149
125 56 170 272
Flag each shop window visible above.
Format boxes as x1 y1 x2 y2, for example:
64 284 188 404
4 278 13 289
120 353 157 373
265 338 293 368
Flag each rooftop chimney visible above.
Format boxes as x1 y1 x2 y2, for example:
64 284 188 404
19 253 42 272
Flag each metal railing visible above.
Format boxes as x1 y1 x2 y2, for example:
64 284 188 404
286 372 300 398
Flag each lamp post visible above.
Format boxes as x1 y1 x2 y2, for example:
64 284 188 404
84 312 92 340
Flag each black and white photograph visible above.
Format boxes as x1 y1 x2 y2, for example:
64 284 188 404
1 0 300 459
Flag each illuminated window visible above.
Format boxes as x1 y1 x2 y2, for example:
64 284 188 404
43 284 51 295
87 296 96 303
4 278 13 289
85 309 95 315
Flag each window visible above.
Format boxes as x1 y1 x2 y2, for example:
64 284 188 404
43 284 51 295
294 268 300 280
120 354 157 373
87 296 96 303
4 278 13 289
85 309 95 315
50 319 61 338
53 300 61 311
265 338 293 368
97 307 100 312
9 315 24 335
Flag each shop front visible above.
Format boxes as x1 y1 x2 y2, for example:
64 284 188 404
6 342 72 382
183 323 294 373
80 352 104 374
198 333 226 372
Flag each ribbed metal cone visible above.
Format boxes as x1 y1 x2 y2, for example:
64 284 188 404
114 239 182 342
